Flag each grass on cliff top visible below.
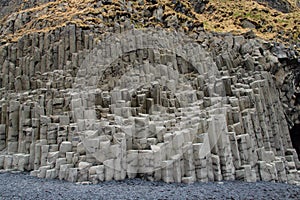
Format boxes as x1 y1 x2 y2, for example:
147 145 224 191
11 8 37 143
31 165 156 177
203 0 300 43
0 0 299 45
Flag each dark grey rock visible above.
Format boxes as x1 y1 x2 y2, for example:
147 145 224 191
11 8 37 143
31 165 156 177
241 20 256 29
255 0 292 13
188 0 209 14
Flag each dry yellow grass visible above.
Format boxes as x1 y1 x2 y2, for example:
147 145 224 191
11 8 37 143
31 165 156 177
201 0 300 43
0 0 299 44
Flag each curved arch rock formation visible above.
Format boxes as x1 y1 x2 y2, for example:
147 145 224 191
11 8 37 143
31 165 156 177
0 28 299 185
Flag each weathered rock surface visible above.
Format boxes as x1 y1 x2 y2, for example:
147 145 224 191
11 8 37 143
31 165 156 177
0 0 299 46
0 0 55 18
256 0 293 13
0 23 299 185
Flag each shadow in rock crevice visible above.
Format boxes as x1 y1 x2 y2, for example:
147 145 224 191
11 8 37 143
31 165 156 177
290 124 300 158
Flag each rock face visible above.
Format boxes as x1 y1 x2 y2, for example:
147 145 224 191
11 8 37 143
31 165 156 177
0 24 299 185
255 0 292 13
0 0 55 18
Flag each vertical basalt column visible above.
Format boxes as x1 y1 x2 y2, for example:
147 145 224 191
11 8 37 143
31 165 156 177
182 142 196 182
40 116 50 140
0 45 8 68
249 110 264 149
58 35 65 70
115 132 127 180
24 128 33 154
240 111 258 167
76 28 83 53
31 102 41 142
40 144 49 167
127 150 138 179
1 103 8 125
193 143 206 182
257 81 273 151
0 124 6 151
8 62 16 90
69 25 77 55
7 100 20 154
152 145 162 181
2 60 9 89
228 132 241 170
62 28 70 67
212 111 235 180
267 75 292 155
254 91 272 151
34 143 41 170
18 104 31 153
161 160 174 183
211 154 222 181
261 78 277 151
104 159 114 181
57 125 68 146
171 154 182 183
47 123 58 145
0 103 8 151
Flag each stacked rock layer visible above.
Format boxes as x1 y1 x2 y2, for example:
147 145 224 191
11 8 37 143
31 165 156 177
0 27 299 185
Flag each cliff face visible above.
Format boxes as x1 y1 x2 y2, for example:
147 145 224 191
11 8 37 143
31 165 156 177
0 0 56 18
256 0 294 13
0 0 299 184
0 0 299 44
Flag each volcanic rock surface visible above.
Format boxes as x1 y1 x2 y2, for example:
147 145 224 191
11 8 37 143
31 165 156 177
0 0 299 185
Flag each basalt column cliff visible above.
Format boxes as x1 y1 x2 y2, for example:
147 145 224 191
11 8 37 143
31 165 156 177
0 0 299 184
